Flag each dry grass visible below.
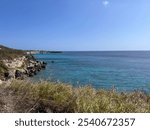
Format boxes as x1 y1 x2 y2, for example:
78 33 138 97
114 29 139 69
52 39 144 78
0 61 8 78
0 80 150 113
0 45 25 60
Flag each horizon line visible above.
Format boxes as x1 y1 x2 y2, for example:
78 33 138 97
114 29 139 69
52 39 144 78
1 44 150 52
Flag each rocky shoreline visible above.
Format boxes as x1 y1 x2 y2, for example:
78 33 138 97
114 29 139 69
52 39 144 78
0 54 47 84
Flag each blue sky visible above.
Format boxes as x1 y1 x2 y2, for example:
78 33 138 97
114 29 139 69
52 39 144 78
0 0 150 51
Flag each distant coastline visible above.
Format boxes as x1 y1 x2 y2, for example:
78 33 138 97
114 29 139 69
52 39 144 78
26 50 63 55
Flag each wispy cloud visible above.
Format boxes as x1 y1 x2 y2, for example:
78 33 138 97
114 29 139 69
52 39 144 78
102 0 110 7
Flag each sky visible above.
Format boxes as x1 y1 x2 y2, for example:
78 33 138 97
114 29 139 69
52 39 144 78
0 0 150 51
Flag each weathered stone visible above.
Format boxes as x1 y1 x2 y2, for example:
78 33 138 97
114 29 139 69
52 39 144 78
1 55 47 81
15 70 23 79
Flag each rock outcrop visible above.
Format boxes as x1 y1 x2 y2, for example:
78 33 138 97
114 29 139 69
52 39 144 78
1 55 47 82
0 45 47 83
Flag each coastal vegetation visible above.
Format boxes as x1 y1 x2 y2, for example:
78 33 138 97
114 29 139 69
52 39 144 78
0 45 25 60
0 61 8 78
0 45 150 113
0 80 150 113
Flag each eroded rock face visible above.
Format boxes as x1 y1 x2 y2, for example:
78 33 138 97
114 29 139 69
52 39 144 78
1 55 47 81
3 56 26 69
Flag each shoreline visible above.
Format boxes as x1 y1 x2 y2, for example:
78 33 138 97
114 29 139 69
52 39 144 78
0 54 47 85
0 45 52 84
1 45 150 113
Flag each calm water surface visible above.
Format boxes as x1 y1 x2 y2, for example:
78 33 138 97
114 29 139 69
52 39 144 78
33 51 150 93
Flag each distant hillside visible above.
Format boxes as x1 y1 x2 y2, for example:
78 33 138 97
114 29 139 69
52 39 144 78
26 50 63 54
0 45 25 60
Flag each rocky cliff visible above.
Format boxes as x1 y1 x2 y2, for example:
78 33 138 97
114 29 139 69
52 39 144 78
0 45 47 84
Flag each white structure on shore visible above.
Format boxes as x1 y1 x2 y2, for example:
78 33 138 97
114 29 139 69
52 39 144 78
26 51 39 55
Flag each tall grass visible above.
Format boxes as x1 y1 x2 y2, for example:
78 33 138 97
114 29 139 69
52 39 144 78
0 80 150 113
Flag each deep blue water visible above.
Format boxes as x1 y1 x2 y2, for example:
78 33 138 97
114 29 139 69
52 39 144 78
33 51 150 93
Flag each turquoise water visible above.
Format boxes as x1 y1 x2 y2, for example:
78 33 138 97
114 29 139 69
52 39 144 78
33 51 150 93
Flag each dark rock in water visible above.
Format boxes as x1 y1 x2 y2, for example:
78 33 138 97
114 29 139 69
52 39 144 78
17 58 47 78
43 61 47 65
41 64 46 69
39 61 47 69
51 61 54 63
37 68 41 71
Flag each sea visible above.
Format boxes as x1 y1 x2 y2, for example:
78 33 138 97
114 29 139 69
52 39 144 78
33 51 150 93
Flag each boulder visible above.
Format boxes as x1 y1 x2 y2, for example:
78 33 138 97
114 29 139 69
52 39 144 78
15 70 24 80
